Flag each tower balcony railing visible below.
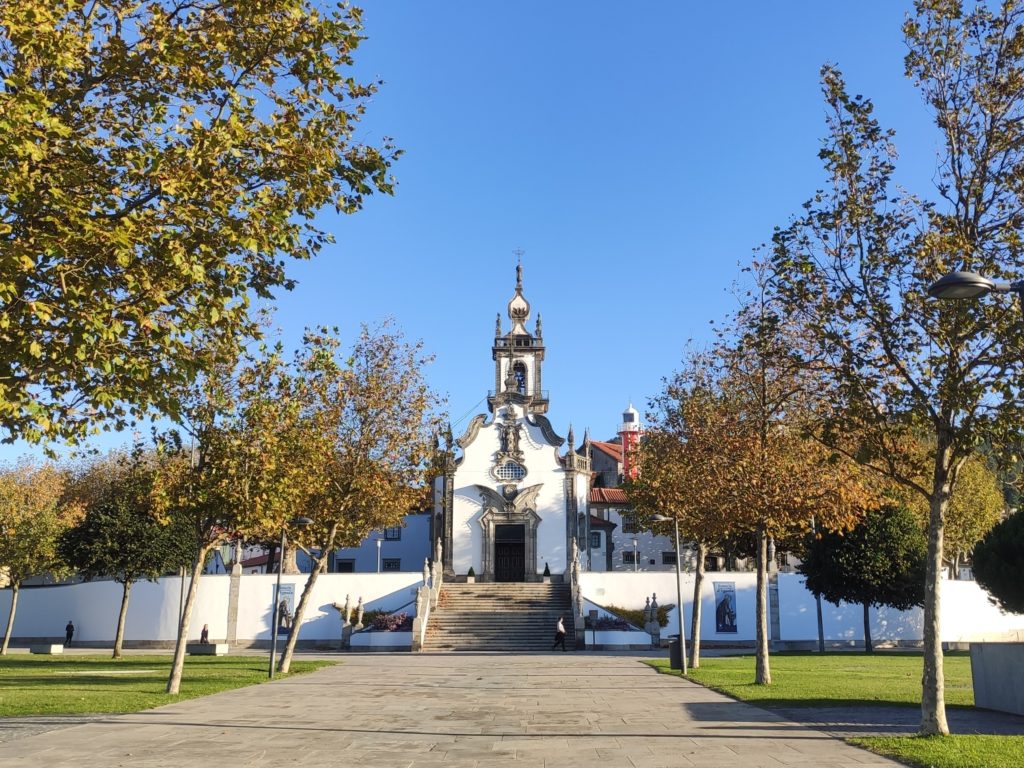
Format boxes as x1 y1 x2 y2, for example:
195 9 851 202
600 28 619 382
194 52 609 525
494 337 542 349
488 390 549 402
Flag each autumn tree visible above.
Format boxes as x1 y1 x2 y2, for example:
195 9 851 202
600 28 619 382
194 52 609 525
799 505 927 653
274 325 443 674
717 264 875 686
60 449 192 658
0 461 80 653
0 1 398 446
769 1 1024 734
153 345 306 694
626 355 735 668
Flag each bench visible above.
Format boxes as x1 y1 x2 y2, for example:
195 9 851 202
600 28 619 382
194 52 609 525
186 643 229 656
30 644 64 654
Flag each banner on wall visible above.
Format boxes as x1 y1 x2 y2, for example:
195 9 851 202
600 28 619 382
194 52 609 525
274 584 296 635
714 581 737 633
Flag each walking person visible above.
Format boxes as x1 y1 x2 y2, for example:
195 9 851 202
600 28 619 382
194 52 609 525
552 616 566 652
64 620 74 646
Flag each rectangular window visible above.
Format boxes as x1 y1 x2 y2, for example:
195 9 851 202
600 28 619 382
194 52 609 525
622 551 636 565
589 532 601 549
621 515 637 534
335 559 355 573
382 558 401 572
384 526 402 541
662 551 678 566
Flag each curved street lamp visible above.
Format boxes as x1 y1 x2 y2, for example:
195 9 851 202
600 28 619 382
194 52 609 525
928 270 1024 300
653 514 687 674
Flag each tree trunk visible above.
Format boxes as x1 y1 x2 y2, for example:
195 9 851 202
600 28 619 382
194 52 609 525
863 601 873 654
1 582 19 655
113 580 133 659
690 541 707 669
282 540 300 575
920 435 952 736
278 524 337 674
754 526 771 685
166 546 212 694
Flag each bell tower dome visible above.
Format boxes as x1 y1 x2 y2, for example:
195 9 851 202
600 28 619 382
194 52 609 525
489 264 548 414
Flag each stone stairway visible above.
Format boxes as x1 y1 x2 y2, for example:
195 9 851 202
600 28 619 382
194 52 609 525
425 582 575 652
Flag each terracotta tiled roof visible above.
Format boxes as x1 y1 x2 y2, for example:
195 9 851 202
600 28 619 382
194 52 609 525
241 554 270 567
590 440 623 463
589 515 617 528
589 488 628 504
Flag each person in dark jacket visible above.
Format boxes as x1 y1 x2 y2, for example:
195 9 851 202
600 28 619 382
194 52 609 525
65 620 74 646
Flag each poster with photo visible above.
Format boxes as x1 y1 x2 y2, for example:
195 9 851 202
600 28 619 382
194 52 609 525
713 581 737 633
274 584 295 634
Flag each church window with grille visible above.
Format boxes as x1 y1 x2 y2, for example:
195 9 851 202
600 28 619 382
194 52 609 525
496 461 526 480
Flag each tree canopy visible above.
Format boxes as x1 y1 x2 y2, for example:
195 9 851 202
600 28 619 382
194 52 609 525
0 1 398 444
799 505 927 652
0 461 81 653
768 0 1024 735
60 449 193 657
973 511 1024 614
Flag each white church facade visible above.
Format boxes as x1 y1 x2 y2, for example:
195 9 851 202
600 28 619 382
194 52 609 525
437 265 591 581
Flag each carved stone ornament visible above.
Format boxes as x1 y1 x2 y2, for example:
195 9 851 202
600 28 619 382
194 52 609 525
476 483 542 517
527 413 565 447
456 414 488 450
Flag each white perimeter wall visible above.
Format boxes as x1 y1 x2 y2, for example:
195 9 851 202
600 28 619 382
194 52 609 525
580 571 1024 644
1 573 423 643
6 571 1021 644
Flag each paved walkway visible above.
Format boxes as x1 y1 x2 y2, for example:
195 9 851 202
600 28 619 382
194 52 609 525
0 653 905 767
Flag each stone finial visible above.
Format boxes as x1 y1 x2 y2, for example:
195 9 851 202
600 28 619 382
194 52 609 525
423 557 431 586
535 312 543 337
434 536 442 564
567 423 575 451
495 312 502 337
354 596 364 629
643 596 651 623
651 593 659 612
343 594 352 625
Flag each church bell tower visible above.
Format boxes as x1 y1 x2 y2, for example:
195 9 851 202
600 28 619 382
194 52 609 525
488 264 549 414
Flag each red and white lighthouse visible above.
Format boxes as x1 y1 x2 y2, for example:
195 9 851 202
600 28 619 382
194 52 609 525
619 403 641 480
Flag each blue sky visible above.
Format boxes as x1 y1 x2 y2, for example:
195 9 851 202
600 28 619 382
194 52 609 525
5 1 947 460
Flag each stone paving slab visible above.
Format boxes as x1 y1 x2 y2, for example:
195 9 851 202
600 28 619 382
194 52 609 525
0 653 903 767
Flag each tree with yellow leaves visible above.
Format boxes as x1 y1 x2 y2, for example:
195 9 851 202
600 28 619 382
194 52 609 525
0 461 81 653
272 325 444 674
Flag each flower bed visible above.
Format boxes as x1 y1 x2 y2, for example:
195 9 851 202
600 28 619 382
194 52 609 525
369 611 413 632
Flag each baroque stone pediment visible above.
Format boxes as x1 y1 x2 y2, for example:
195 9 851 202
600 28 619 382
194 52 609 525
456 414 489 450
527 413 564 447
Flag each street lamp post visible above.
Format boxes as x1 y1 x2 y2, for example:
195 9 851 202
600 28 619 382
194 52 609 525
632 537 638 572
269 517 313 679
376 538 382 573
654 514 687 674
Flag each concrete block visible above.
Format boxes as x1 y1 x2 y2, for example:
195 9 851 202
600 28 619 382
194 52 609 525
970 642 1024 715
186 643 229 656
29 644 64 654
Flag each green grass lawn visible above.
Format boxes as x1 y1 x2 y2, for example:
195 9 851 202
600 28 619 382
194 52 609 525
0 655 334 716
645 651 974 707
646 653 1024 768
853 735 1024 768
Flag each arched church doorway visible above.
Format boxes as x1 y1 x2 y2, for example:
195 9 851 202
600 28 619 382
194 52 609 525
494 524 525 582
